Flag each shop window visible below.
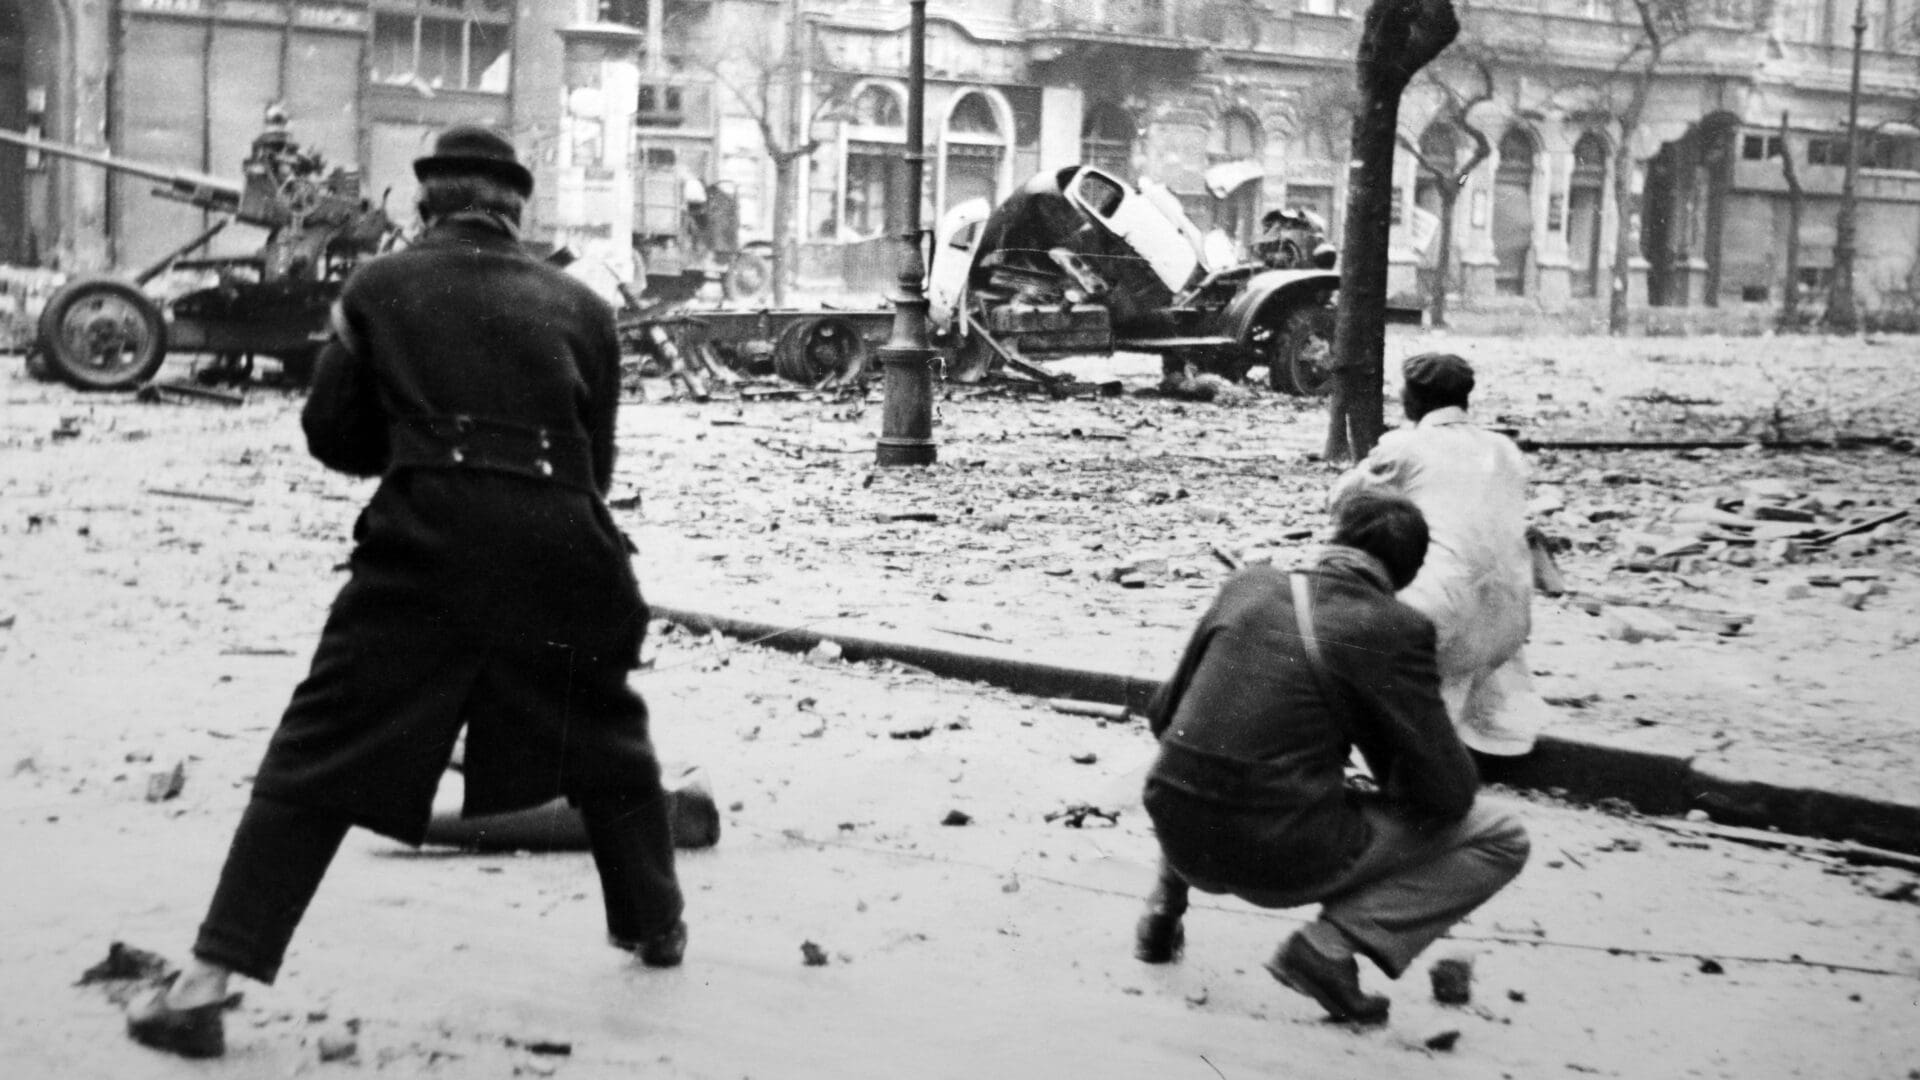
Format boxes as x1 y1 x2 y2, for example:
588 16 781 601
843 149 900 239
371 0 512 94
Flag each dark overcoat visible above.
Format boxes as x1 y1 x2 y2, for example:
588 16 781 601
250 216 664 844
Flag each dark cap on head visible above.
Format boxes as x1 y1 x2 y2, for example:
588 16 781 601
1330 490 1430 590
414 125 533 197
1402 352 1475 402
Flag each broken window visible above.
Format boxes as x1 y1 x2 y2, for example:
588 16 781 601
371 0 513 94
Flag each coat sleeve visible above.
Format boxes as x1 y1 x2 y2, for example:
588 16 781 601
1336 614 1478 819
580 296 622 496
301 299 389 477
1149 613 1222 740
1329 430 1412 509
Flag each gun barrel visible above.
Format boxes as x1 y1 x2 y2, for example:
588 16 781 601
0 128 243 213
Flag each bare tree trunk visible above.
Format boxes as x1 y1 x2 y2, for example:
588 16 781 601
1431 190 1457 328
771 156 796 306
1325 0 1459 462
1607 138 1636 335
1778 111 1804 331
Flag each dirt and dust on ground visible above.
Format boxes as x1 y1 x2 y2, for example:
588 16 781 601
2 329 1919 1077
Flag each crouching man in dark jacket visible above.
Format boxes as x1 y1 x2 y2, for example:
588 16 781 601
1134 492 1529 1024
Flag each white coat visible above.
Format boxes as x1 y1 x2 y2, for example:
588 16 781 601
1331 407 1550 755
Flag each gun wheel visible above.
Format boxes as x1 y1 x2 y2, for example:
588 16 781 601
37 278 168 391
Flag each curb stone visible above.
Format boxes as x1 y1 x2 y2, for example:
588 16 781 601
650 604 1920 857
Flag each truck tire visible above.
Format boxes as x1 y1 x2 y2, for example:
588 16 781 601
37 277 168 391
723 249 772 304
1268 304 1335 397
773 316 870 384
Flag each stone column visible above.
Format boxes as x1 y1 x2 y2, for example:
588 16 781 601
1458 180 1499 300
66 0 112 270
1534 142 1573 307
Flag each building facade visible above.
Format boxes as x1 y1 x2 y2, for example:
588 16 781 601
6 0 1920 311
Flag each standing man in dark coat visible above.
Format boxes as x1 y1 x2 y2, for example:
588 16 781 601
128 126 688 1059
1132 492 1529 1024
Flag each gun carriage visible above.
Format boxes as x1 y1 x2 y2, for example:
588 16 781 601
0 126 397 391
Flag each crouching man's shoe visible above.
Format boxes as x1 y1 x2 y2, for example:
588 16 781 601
126 981 226 1059
1134 912 1184 964
613 919 687 968
1265 932 1390 1024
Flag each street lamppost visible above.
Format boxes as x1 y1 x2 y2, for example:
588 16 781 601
1826 0 1866 334
874 0 938 466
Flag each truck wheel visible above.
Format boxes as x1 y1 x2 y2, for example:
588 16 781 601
1268 305 1335 397
723 250 772 304
37 278 168 391
773 316 870 384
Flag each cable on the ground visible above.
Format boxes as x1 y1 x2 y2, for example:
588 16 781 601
741 823 1920 981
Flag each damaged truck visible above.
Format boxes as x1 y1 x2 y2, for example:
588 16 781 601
927 164 1371 396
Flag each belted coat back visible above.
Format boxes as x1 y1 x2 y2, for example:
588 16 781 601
250 217 665 843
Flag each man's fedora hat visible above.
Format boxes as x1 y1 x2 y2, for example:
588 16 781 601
414 125 533 197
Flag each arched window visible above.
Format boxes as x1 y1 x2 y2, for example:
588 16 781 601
850 84 904 129
949 93 1001 137
1492 127 1537 295
1497 128 1535 180
1568 131 1609 297
941 90 1010 212
1081 102 1135 179
841 81 909 241
1419 122 1459 174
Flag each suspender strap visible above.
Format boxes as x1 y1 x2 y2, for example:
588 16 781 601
387 413 597 493
1290 572 1334 696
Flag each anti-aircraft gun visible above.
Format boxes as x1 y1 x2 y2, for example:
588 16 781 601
0 122 398 389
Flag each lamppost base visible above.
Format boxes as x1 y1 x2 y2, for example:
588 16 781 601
874 437 937 467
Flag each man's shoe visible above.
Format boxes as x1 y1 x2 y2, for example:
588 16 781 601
1265 933 1390 1024
614 919 687 968
126 984 226 1059
1134 912 1184 964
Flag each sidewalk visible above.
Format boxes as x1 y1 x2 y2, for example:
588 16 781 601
645 588 1920 856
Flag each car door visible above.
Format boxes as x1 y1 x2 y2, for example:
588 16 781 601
928 197 990 329
1062 167 1199 293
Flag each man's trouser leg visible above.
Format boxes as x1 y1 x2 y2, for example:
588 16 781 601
576 788 684 944
1134 857 1192 962
1312 800 1529 978
193 795 352 984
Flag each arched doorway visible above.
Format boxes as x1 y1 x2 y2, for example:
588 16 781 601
1412 121 1460 300
940 89 1007 214
1209 109 1263 250
1568 132 1607 298
1081 101 1134 180
1492 127 1536 295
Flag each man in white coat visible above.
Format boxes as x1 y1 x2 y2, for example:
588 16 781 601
1330 353 1551 757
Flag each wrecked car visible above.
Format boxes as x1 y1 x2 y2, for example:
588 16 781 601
928 164 1347 395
